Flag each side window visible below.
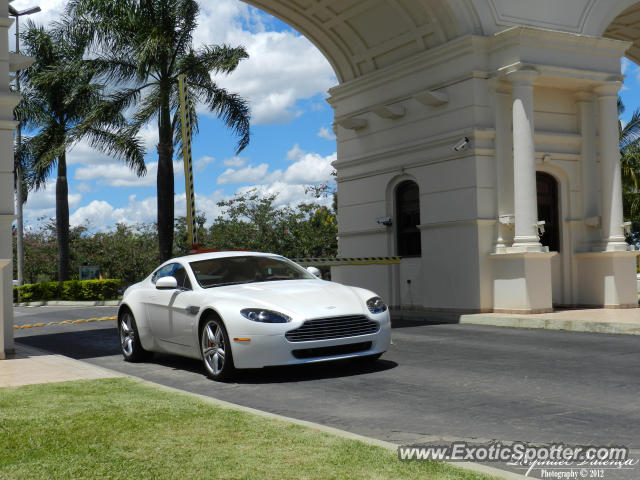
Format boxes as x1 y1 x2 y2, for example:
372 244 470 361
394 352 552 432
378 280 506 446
151 264 177 284
152 263 192 290
173 265 193 290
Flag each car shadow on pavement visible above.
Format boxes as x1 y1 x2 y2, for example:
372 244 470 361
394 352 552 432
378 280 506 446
391 318 455 328
230 358 398 384
147 351 398 384
16 328 398 384
16 328 121 360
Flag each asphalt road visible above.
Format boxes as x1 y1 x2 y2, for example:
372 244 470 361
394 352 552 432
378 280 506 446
12 306 640 479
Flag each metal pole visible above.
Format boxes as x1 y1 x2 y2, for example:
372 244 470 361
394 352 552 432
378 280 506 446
11 5 41 286
15 14 24 286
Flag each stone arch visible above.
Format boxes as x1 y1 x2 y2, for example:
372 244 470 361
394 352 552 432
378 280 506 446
241 0 476 82
600 1 640 65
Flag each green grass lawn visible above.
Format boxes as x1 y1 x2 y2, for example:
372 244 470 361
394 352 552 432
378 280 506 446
0 378 497 480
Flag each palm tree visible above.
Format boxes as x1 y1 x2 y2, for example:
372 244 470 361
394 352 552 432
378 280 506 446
618 98 640 222
17 22 145 285
66 0 251 262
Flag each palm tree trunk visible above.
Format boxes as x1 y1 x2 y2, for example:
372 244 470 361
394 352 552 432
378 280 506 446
56 152 70 289
157 93 174 263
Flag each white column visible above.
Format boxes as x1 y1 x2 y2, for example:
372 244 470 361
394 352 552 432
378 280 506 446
508 68 543 252
0 4 17 359
490 79 514 252
575 92 600 245
594 81 628 251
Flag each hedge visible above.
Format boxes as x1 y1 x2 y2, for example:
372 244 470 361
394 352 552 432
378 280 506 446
13 279 121 303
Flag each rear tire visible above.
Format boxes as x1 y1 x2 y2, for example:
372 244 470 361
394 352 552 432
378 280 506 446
118 310 151 362
200 315 235 381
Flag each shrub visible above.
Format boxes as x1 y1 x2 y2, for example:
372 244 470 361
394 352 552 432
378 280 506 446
15 279 121 302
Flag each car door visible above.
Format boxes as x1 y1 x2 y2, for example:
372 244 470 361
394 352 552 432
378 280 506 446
146 263 181 343
146 263 199 348
166 265 201 347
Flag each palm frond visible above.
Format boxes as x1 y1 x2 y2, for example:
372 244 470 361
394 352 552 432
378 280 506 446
74 126 146 176
191 81 251 153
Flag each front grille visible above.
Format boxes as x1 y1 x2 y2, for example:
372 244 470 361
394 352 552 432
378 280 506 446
292 341 372 359
285 315 379 342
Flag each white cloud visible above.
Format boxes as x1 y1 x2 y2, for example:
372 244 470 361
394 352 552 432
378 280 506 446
70 195 157 229
69 200 116 230
196 0 336 124
237 182 332 209
223 156 247 167
217 163 271 185
69 190 228 230
282 151 336 184
317 126 336 141
23 180 82 224
286 143 305 161
194 155 215 172
74 160 182 187
13 0 336 125
218 145 335 186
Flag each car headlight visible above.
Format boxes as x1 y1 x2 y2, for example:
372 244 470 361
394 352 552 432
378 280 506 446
366 296 387 314
240 308 292 323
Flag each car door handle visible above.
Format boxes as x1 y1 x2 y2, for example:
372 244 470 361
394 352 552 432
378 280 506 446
185 306 200 315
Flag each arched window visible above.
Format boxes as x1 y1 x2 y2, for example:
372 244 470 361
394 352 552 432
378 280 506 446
396 180 421 256
536 172 560 252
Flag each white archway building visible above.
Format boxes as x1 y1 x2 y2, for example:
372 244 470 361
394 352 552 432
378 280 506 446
243 0 640 315
3 0 640 357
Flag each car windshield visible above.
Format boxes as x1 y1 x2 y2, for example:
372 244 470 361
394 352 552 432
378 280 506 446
189 255 315 288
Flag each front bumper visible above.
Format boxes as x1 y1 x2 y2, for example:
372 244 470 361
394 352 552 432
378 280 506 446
230 318 391 369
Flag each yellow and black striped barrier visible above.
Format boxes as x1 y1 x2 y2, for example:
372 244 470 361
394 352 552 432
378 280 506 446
178 73 198 248
292 257 401 267
14 316 117 330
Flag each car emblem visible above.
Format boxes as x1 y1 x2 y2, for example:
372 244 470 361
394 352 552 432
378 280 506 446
326 306 337 309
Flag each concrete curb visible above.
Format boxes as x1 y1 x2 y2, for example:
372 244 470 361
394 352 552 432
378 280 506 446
459 314 640 335
13 300 121 307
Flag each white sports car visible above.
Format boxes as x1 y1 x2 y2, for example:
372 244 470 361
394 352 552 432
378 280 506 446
118 251 391 380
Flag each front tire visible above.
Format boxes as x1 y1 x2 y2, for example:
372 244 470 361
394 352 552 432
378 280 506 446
200 316 235 381
119 310 151 362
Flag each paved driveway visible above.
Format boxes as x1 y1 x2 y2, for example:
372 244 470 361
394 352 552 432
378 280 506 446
12 306 640 479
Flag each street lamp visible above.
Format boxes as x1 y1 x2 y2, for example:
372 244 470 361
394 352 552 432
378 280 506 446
10 4 40 287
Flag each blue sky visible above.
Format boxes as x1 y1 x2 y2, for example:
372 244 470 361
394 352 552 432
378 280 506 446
14 0 337 230
621 58 640 125
11 0 640 231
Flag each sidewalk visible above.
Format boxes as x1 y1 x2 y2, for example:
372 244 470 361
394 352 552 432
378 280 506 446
0 344 124 388
460 307 640 335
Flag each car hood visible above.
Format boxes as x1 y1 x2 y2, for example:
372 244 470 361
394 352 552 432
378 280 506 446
206 279 367 319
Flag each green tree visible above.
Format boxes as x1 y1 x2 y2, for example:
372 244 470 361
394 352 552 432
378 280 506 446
16 22 145 285
66 0 251 262
207 190 337 258
618 97 640 243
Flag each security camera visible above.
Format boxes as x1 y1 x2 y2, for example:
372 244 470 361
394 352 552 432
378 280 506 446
453 136 470 152
376 216 392 226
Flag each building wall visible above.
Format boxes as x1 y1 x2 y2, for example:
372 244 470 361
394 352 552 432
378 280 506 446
331 27 634 313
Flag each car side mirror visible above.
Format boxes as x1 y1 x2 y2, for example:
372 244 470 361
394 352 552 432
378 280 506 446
306 266 321 277
156 276 178 290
